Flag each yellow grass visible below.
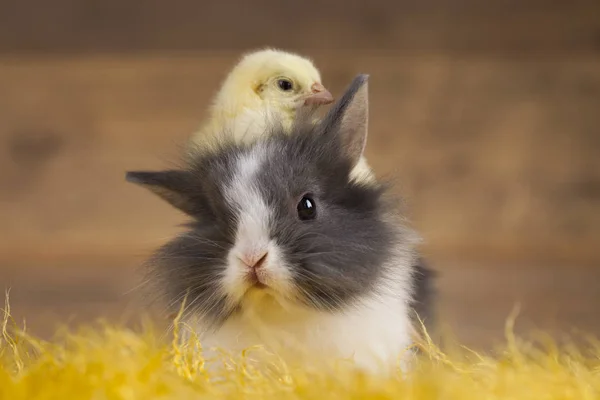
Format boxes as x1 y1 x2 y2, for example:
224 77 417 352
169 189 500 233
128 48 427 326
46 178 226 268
1 294 599 399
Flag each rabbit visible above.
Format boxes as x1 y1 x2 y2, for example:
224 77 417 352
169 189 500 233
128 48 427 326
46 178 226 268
126 74 431 374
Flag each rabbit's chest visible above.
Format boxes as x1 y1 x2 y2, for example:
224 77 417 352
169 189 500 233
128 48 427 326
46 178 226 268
193 297 414 373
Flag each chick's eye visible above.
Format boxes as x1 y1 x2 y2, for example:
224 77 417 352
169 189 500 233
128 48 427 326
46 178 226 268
297 196 316 221
277 79 294 91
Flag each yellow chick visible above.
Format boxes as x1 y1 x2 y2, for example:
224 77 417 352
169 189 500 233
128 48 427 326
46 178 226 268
187 48 374 182
188 48 333 147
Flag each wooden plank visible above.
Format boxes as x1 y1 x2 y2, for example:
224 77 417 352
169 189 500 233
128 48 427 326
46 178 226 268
1 0 599 55
1 53 599 262
436 262 600 347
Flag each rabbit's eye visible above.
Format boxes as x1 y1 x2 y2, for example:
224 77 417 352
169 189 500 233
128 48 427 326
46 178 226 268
277 78 294 92
297 196 316 220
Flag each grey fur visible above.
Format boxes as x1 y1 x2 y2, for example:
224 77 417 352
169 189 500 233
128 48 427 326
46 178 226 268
410 257 436 333
127 74 435 330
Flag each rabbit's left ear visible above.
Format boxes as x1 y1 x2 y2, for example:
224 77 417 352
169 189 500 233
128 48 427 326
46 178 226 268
125 170 202 216
320 74 369 167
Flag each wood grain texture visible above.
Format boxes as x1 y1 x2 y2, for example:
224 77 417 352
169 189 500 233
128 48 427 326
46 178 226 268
1 0 600 55
1 54 599 262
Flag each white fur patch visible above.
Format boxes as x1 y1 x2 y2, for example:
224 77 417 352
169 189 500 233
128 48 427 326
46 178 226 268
222 146 294 304
193 272 415 375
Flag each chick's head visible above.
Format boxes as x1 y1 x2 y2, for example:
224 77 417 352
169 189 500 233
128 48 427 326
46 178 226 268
215 49 334 117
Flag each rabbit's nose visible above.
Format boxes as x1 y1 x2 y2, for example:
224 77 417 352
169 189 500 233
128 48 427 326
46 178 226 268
239 251 268 270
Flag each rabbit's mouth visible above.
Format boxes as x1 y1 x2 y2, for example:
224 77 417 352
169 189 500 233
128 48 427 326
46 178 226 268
245 271 268 289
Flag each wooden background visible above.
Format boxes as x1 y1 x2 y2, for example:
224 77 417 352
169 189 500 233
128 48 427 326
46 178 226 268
1 0 599 349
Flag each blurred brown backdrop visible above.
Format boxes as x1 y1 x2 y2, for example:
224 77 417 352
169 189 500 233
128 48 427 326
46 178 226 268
1 0 599 349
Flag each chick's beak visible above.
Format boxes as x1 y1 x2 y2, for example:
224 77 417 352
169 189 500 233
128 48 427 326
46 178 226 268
304 82 334 105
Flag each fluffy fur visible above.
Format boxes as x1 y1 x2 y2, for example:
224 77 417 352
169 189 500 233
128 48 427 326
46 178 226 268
128 75 422 373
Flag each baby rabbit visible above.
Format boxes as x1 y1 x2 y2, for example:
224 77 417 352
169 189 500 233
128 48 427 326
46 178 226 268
127 75 426 374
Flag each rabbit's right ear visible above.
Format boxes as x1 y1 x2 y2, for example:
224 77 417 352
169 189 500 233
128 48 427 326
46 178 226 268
126 170 200 216
319 74 369 168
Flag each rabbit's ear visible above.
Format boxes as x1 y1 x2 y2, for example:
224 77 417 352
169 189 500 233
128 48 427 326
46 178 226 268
319 74 369 168
126 170 200 216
